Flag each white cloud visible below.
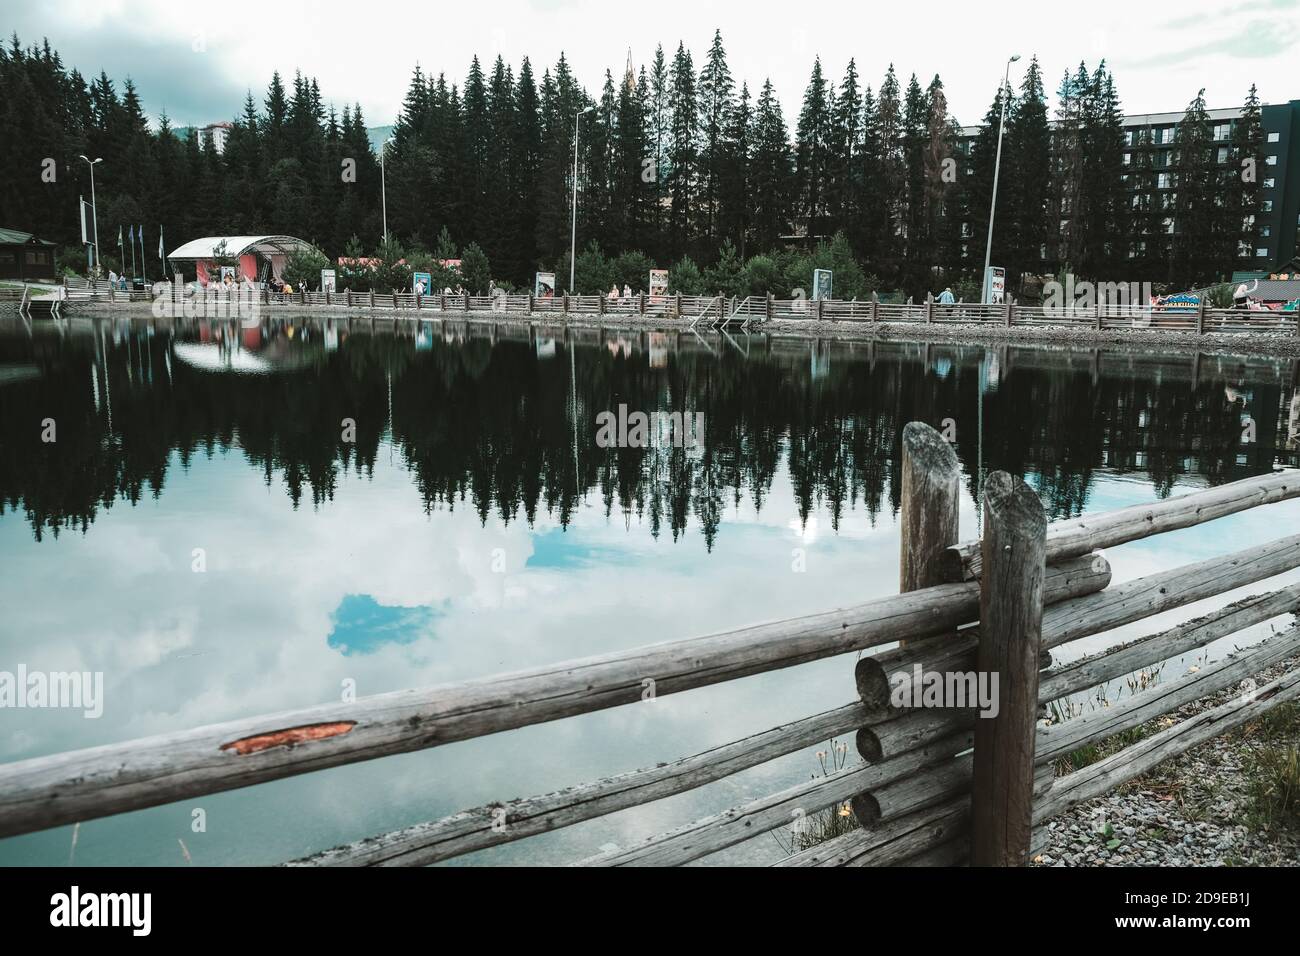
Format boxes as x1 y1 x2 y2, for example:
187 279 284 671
13 0 1299 131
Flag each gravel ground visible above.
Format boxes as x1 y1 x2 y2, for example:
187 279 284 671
1034 656 1300 867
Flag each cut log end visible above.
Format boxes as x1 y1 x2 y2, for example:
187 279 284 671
982 471 1048 540
902 421 960 480
850 792 882 828
856 726 883 763
855 656 893 712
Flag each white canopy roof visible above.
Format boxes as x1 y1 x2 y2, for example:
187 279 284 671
166 235 320 260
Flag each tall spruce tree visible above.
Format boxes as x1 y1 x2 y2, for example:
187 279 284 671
794 57 833 244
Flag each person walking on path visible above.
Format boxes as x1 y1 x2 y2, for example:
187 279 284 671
937 287 955 304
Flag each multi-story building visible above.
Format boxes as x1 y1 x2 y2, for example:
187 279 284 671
957 98 1300 276
200 122 232 155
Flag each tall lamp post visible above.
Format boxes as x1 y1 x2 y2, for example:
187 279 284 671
79 155 103 274
380 136 395 244
570 107 594 293
981 55 1020 304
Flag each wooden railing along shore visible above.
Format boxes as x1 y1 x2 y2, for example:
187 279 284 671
7 280 1298 336
0 423 1297 866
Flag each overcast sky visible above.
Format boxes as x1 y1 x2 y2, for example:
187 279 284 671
10 0 1300 132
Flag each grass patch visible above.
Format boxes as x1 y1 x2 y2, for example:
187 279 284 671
1055 723 1151 774
1240 703 1300 833
772 737 860 855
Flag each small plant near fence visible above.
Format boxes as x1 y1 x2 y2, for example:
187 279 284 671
772 739 860 855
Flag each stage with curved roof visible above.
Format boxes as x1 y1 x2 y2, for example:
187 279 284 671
167 235 320 261
166 235 322 286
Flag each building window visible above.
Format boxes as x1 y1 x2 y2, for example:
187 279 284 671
1267 132 1280 143
1158 172 1171 189
1217 146 1229 163
1256 248 1269 257
1239 241 1251 257
1265 155 1278 165
1123 152 1131 165
1261 226 1271 237
1264 177 1276 188
1159 127 1174 144
1164 218 1175 234
1263 200 1274 212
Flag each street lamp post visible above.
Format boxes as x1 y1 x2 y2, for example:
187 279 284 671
981 55 1020 304
570 107 594 294
380 137 395 244
79 155 103 274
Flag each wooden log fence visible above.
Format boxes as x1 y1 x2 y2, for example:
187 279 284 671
0 422 1297 868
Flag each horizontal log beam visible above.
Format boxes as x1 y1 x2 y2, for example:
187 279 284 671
851 752 973 827
578 730 973 867
774 798 969 867
0 550 1108 840
1041 533 1300 650
1036 624 1300 765
860 585 1300 762
944 470 1300 582
289 702 868 866
1039 584 1300 702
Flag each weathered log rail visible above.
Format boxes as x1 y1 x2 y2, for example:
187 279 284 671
34 279 1300 337
0 422 1296 867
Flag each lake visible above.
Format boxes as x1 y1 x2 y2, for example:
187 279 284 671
1 314 1298 866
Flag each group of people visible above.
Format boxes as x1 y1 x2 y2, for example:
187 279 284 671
105 270 131 291
606 284 634 299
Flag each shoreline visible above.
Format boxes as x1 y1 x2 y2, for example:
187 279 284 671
55 302 1300 360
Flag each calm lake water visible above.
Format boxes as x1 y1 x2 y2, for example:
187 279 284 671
1 314 1298 866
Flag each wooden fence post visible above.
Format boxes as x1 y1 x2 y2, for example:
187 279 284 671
925 297 933 323
463 292 470 311
971 470 1047 867
1197 297 1206 335
640 292 647 315
851 421 960 783
766 293 774 322
528 292 534 313
870 292 878 323
562 293 570 313
1005 301 1013 326
899 421 961 597
675 291 682 316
